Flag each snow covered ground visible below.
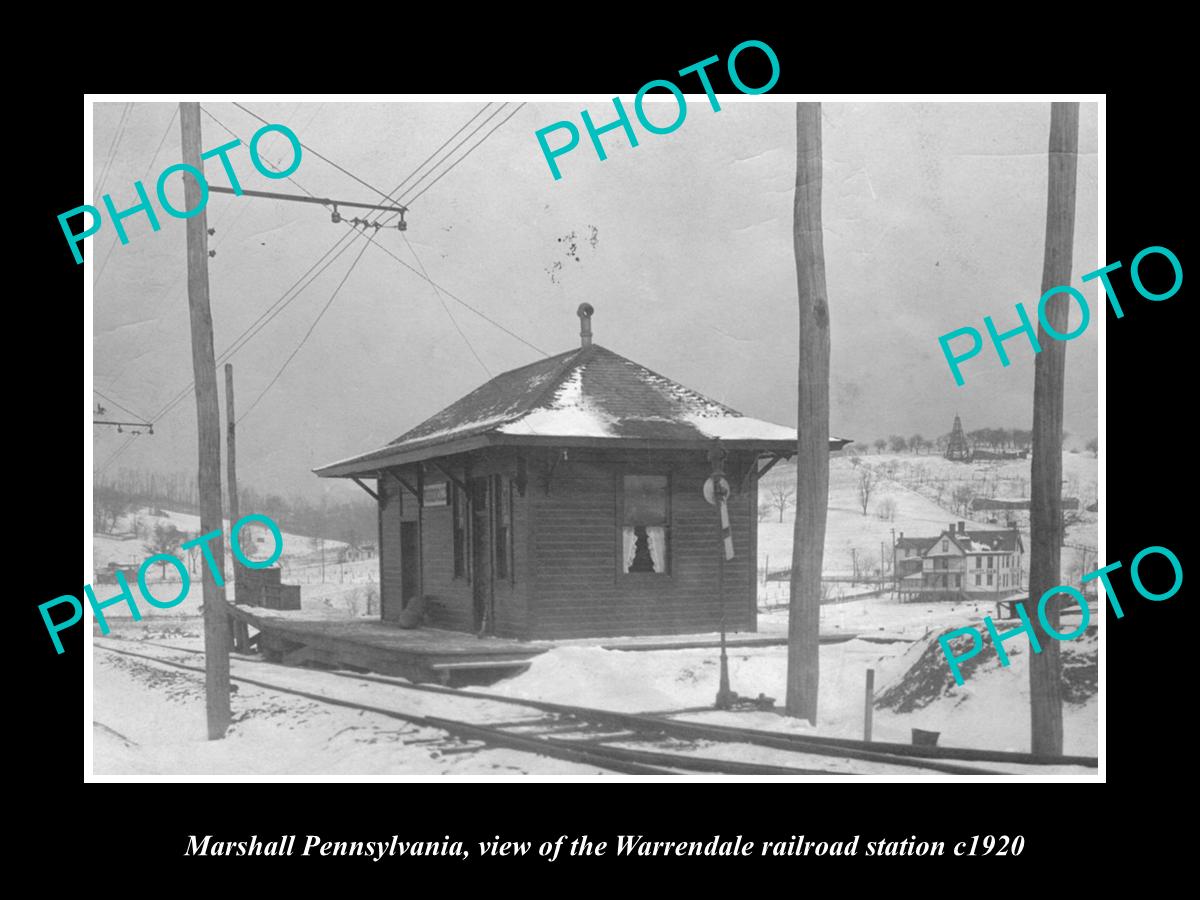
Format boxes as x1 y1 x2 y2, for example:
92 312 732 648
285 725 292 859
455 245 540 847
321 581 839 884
92 586 1098 776
91 507 376 618
487 630 1097 757
93 625 610 777
91 451 1099 776
757 450 1098 598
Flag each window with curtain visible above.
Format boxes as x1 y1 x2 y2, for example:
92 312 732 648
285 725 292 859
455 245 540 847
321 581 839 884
622 475 669 574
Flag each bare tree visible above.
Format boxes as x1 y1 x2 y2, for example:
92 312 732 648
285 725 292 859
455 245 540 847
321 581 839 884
857 467 876 516
94 486 127 534
310 534 327 583
770 487 794 523
786 102 831 724
144 523 184 578
1030 102 1079 756
876 497 897 521
952 484 976 516
873 438 886 454
888 434 908 453
909 434 926 455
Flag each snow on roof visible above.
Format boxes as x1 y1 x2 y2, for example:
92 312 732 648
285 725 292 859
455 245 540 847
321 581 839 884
496 366 616 437
316 344 849 475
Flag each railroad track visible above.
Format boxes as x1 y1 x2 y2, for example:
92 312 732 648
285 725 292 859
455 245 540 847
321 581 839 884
94 639 1096 776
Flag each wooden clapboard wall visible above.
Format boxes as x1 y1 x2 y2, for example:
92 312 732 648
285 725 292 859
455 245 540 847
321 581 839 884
528 449 757 640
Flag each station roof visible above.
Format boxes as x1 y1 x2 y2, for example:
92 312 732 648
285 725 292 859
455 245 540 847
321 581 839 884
315 344 850 478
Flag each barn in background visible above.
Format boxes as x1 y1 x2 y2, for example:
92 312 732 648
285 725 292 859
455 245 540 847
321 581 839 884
316 306 849 640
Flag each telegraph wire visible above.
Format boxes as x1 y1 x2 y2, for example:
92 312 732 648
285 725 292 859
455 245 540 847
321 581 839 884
378 230 547 354
93 389 151 425
149 228 365 423
95 156 359 475
98 102 540 471
395 103 510 206
96 105 180 281
404 103 527 207
403 233 491 377
94 102 132 200
385 104 493 203
237 238 373 424
232 101 396 207
98 433 139 476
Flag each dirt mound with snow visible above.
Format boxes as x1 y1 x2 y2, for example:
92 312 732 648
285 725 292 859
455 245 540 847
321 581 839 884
877 624 1097 713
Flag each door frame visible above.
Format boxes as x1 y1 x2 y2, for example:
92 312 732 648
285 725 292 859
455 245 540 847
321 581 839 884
469 475 495 634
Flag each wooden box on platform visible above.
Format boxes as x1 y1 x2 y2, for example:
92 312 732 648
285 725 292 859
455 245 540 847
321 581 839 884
235 566 301 611
315 306 849 641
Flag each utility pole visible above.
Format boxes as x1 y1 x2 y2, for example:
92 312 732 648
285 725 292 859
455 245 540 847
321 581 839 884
708 443 735 710
786 102 831 724
181 102 231 739
1029 102 1079 756
225 363 249 651
891 527 897 598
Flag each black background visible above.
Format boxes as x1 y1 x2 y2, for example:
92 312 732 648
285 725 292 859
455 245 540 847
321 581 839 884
22 25 1188 884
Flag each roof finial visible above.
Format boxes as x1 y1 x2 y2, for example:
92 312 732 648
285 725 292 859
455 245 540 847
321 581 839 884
577 302 594 348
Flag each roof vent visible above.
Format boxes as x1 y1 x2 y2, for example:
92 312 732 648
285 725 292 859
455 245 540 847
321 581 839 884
578 303 594 347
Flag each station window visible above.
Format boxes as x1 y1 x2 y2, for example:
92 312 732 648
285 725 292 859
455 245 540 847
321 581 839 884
621 475 670 574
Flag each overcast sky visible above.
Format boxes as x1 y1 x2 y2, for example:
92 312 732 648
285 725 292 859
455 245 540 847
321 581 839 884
91 99 1099 502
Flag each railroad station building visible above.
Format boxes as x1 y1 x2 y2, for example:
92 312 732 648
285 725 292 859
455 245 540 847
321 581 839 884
316 306 848 640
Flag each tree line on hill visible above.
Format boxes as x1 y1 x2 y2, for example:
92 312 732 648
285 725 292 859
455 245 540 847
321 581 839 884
94 467 377 548
843 428 1097 456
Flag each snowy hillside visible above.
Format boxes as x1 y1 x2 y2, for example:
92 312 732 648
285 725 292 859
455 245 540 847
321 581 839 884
757 451 1098 600
91 507 376 618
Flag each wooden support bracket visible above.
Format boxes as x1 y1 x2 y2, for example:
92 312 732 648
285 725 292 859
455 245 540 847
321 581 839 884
431 460 467 495
388 469 419 499
350 477 379 501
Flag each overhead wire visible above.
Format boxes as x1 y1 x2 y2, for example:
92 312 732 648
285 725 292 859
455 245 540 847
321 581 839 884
97 101 538 469
93 389 151 424
403 103 527 207
237 238 373 424
402 232 490 377
232 101 397 207
94 102 132 200
394 103 510 206
384 103 492 202
94 123 355 474
96 105 180 281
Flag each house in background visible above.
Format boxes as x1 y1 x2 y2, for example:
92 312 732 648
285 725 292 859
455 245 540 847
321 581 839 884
896 521 1024 602
316 305 849 640
894 533 937 582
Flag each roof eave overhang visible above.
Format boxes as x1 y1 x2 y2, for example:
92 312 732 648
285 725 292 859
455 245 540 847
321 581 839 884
315 433 852 479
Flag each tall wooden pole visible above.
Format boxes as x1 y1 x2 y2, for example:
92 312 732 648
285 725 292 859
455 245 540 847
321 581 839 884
225 363 249 649
786 103 831 723
181 102 231 739
225 364 239 541
1029 102 1079 756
